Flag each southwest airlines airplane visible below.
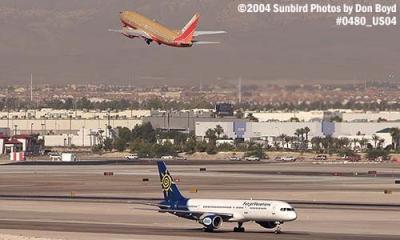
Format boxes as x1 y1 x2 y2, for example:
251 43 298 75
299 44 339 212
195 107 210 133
150 161 297 233
109 11 225 47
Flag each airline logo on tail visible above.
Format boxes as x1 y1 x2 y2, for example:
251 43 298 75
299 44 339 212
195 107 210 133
160 170 174 196
174 14 200 44
157 161 186 201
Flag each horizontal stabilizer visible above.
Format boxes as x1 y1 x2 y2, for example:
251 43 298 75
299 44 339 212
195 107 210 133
193 31 226 37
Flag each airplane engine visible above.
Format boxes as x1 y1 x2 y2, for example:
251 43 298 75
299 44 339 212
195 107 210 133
256 221 277 229
200 214 223 230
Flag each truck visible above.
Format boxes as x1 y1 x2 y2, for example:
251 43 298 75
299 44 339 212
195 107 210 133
125 154 139 160
61 153 77 162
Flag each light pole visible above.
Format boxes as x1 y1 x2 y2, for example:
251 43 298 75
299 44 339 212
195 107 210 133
69 115 72 146
30 123 34 135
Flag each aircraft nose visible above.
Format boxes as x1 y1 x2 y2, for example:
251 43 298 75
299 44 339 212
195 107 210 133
291 211 297 221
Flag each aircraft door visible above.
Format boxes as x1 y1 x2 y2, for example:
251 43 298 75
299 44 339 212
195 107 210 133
272 204 276 216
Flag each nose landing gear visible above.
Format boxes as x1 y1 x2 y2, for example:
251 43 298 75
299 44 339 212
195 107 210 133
233 222 245 232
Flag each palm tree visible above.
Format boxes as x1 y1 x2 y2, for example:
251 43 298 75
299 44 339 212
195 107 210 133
284 136 291 149
372 134 380 148
279 134 287 149
205 129 217 143
389 127 400 150
378 138 385 149
304 127 310 141
294 129 301 141
358 138 369 151
214 125 224 139
322 135 333 154
352 138 359 151
299 128 305 141
336 137 350 151
311 136 322 152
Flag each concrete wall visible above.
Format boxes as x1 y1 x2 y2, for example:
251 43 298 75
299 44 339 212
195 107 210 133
0 119 142 135
244 122 323 139
195 121 323 141
0 109 151 120
342 111 400 122
246 111 325 122
332 122 400 136
44 128 101 147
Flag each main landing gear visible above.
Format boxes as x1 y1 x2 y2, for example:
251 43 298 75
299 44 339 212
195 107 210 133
233 222 245 232
274 221 282 234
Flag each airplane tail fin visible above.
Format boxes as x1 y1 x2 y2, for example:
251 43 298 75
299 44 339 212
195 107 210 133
157 161 186 202
174 13 200 43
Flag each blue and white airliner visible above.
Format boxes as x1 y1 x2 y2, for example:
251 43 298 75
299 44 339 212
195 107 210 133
150 161 297 233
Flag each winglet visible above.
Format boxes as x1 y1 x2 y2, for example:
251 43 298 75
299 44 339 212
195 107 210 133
174 13 200 43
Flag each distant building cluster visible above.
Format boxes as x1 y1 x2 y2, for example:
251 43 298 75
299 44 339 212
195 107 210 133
2 81 400 111
1 107 400 154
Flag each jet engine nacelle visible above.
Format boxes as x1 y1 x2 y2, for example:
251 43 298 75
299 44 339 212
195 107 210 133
122 33 136 39
256 221 277 229
200 214 223 230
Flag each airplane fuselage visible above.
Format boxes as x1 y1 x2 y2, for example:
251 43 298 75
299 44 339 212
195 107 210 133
120 11 192 47
165 198 297 222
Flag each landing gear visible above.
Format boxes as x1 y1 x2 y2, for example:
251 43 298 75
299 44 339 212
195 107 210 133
274 221 282 234
145 39 152 45
233 222 245 232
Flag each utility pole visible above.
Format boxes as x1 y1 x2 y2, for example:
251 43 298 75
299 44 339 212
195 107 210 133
30 73 33 102
238 77 242 104
69 115 72 146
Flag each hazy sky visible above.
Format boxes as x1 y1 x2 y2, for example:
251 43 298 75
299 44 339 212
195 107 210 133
0 0 398 86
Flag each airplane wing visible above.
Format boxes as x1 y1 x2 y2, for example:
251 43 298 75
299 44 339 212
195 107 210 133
108 28 151 39
128 201 170 208
131 204 233 221
158 209 233 221
193 31 226 37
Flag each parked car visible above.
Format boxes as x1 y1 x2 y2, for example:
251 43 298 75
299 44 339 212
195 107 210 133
229 156 241 161
245 156 260 161
161 155 174 160
277 156 297 162
314 155 327 160
49 152 61 161
342 154 361 162
125 154 139 160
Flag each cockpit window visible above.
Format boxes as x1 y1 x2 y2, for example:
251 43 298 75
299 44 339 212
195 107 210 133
280 208 295 211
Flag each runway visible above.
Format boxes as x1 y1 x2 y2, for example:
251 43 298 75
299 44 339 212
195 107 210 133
0 161 399 239
0 219 398 240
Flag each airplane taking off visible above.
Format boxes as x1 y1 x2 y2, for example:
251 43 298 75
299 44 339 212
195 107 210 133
146 161 297 233
109 11 226 47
